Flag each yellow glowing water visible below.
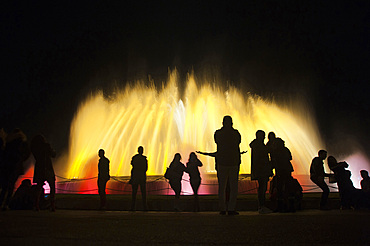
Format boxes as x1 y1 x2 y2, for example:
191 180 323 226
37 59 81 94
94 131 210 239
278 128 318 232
65 71 324 179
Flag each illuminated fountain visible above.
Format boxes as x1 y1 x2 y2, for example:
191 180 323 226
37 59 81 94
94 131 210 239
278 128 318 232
53 70 333 194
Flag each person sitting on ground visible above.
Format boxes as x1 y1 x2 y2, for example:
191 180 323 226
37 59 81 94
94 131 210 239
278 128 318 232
9 179 33 210
269 172 303 212
273 138 294 212
285 176 303 211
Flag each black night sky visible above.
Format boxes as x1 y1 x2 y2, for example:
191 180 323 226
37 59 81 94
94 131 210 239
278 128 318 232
1 1 369 157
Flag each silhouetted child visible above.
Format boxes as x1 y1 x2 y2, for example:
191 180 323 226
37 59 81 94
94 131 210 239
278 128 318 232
129 146 148 211
166 153 186 211
97 149 110 210
185 152 203 212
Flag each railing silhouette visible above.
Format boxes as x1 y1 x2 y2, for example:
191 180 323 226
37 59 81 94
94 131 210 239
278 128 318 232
19 174 338 194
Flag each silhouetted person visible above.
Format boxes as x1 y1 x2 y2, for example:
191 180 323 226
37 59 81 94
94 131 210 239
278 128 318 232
97 149 110 210
31 134 56 211
250 130 273 214
328 156 361 209
0 129 30 210
9 179 33 210
166 153 186 211
360 170 370 206
214 115 241 215
186 152 203 212
266 131 277 167
285 175 303 211
129 146 148 211
196 150 247 207
310 150 330 210
360 170 370 193
273 137 294 212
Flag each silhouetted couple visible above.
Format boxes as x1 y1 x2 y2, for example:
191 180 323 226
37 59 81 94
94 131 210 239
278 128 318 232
166 152 203 211
97 147 148 211
267 132 299 212
327 156 370 209
310 151 370 210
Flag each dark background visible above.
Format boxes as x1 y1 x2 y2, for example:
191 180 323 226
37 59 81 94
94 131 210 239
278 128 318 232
1 1 369 156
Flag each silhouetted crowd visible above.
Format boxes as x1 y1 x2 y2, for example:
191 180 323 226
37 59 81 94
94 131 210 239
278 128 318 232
0 128 56 211
1 116 370 213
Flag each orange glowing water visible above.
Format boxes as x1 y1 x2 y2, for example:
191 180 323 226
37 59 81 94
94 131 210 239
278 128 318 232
63 71 324 180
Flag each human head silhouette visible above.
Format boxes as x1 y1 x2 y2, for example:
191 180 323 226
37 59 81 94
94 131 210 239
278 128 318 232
256 130 265 140
138 146 144 155
360 170 369 179
98 149 105 158
327 156 337 170
318 150 327 160
274 137 285 148
268 132 276 141
189 152 197 161
174 153 181 162
31 134 46 152
222 115 233 128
